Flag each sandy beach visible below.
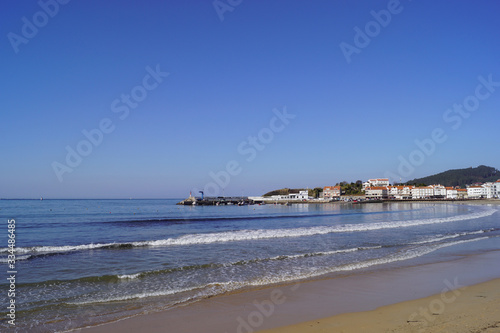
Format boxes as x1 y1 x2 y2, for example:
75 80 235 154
259 278 500 333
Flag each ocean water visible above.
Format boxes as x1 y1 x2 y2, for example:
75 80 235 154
0 199 499 332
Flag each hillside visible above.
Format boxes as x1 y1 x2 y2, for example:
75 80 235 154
405 165 499 187
262 188 306 197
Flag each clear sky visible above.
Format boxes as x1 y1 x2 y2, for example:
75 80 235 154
1 0 499 199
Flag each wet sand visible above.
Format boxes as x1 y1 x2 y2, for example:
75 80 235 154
260 277 500 333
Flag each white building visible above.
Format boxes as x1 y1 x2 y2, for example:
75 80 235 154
363 178 390 191
257 190 311 202
480 182 500 199
411 186 434 199
446 187 457 199
387 186 398 197
365 186 388 199
430 185 447 198
296 190 310 200
467 186 486 198
457 189 468 199
387 185 413 199
482 183 495 199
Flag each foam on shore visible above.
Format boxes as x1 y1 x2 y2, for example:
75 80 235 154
78 248 500 333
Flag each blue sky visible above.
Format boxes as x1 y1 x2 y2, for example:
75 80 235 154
1 0 499 199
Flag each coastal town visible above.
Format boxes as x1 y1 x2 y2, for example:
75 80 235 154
250 178 500 203
178 178 500 205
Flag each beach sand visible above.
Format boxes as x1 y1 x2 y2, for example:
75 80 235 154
259 278 500 333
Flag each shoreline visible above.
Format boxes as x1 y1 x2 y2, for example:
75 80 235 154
80 247 500 333
177 197 500 205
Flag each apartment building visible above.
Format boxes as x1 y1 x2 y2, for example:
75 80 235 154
365 186 388 199
323 186 342 199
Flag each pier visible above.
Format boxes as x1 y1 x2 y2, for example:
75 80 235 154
177 196 253 206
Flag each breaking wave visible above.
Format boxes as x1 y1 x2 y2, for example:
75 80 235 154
1 208 495 256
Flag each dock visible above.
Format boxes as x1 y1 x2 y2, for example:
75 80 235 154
177 196 254 206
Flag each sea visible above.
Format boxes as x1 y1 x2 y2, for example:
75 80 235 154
0 199 499 332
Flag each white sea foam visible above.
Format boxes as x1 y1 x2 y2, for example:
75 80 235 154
141 208 496 246
0 254 31 262
68 281 246 305
68 286 199 305
3 242 121 255
243 237 490 287
71 237 491 306
118 273 141 280
268 246 382 261
2 208 495 255
410 229 489 245
130 208 496 247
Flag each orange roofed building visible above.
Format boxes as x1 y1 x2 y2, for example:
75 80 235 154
323 186 342 199
365 186 388 199
446 187 457 199
457 188 468 199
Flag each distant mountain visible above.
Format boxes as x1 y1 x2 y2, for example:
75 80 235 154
405 165 500 187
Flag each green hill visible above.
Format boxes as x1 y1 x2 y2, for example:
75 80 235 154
262 188 306 197
405 165 499 187
262 188 325 198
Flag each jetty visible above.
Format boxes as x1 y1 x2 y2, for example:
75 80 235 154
177 195 253 206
